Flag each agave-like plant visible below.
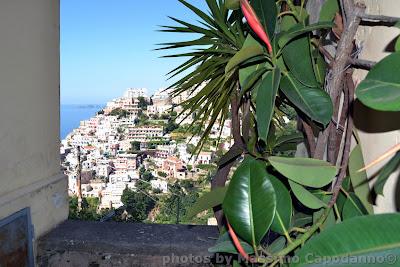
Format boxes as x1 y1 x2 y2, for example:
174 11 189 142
158 0 247 152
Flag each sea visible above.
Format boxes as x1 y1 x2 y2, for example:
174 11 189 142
60 104 104 140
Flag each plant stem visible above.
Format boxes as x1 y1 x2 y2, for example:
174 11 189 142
290 227 308 234
286 0 300 21
275 208 331 257
269 259 281 267
334 204 342 221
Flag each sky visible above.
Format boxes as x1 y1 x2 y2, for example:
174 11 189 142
61 0 207 104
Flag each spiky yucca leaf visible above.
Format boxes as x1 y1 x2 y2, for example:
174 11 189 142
159 0 246 153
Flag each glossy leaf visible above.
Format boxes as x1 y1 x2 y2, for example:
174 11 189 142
278 22 334 49
223 157 276 246
269 156 337 188
273 133 304 154
241 67 269 96
225 45 264 73
251 0 277 39
280 73 333 125
186 186 227 218
282 35 319 88
269 175 292 235
256 67 281 142
374 152 400 195
208 232 254 254
294 214 400 266
349 145 374 214
279 11 314 88
313 50 327 85
356 52 400 111
319 0 339 22
239 35 267 87
342 192 368 220
289 180 326 209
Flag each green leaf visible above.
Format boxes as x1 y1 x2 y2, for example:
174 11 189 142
241 67 269 96
294 214 400 266
223 157 276 246
342 192 369 220
291 212 313 228
278 22 334 49
269 156 337 188
280 73 333 125
225 0 240 10
256 67 281 142
208 232 254 254
289 180 326 209
225 45 264 73
336 176 351 212
269 175 292 235
313 49 327 85
266 236 286 254
274 132 304 150
356 52 400 111
251 0 278 39
374 152 400 195
282 35 319 88
313 207 336 230
349 145 374 214
395 36 400 52
319 0 339 22
186 186 227 218
239 35 268 87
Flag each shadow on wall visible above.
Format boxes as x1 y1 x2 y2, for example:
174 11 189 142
353 99 400 133
353 99 400 211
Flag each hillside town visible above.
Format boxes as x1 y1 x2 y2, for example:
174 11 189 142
60 88 233 224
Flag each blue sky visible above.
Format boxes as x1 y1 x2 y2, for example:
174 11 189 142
61 0 207 104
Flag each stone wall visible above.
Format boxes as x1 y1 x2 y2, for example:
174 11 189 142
37 221 219 267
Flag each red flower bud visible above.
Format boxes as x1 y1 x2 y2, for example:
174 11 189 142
240 0 272 54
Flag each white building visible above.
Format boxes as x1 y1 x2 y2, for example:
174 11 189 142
124 88 148 98
147 104 173 115
151 179 168 193
99 182 127 209
128 126 164 142
196 151 213 165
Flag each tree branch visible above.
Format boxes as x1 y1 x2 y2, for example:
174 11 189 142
211 88 244 228
301 119 316 157
314 1 365 160
328 73 355 208
348 58 376 70
359 13 400 24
